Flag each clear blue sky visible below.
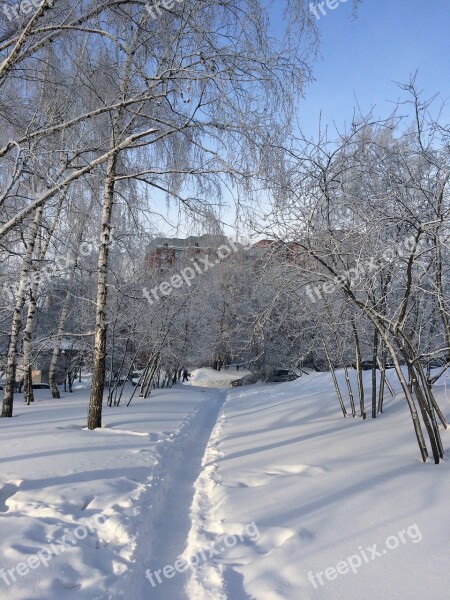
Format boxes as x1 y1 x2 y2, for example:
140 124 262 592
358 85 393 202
292 0 450 137
155 0 449 235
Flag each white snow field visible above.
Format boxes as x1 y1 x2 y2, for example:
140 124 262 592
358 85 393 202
1 368 450 599
185 367 252 388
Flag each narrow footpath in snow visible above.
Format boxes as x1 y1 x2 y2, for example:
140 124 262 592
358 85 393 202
122 386 227 600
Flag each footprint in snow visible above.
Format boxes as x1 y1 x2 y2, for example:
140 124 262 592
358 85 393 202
56 578 81 590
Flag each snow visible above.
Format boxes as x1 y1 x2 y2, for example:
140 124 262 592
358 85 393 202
185 367 252 388
184 369 450 599
0 385 224 599
1 368 449 599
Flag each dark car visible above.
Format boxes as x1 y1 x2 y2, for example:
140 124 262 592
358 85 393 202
360 358 396 370
360 361 377 371
267 369 299 383
0 382 50 390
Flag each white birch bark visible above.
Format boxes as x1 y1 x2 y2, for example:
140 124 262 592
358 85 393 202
1 207 43 417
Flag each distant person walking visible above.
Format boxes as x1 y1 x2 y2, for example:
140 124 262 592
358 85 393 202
182 368 189 382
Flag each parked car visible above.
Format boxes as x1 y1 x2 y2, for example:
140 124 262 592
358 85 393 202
129 370 143 379
231 373 258 387
267 369 299 383
360 360 377 371
0 381 50 390
360 358 404 371
128 371 144 385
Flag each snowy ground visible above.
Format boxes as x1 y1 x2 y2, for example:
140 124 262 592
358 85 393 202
1 368 449 599
0 384 224 600
184 369 450 600
185 367 252 388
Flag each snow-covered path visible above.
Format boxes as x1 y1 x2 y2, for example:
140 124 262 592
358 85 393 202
134 388 226 600
0 383 227 600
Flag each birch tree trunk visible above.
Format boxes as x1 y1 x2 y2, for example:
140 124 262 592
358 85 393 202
371 327 379 418
24 365 33 406
318 330 347 417
330 321 356 417
48 221 81 398
343 366 356 418
351 319 366 419
48 287 72 399
1 207 43 417
87 150 118 429
377 348 386 414
23 284 37 405
22 228 42 405
373 329 429 462
22 211 44 405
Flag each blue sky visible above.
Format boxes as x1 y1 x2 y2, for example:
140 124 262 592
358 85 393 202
293 0 450 137
155 0 449 235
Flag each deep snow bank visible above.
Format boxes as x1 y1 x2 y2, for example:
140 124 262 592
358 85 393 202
184 369 450 599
